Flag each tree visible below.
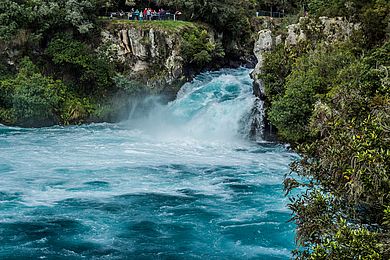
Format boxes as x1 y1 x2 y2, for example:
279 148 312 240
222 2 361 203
158 0 255 36
3 58 66 126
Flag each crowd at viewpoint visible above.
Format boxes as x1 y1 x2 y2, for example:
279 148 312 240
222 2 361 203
110 7 182 21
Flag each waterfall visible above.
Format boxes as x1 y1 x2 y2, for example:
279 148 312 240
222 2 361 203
239 97 264 141
126 68 265 142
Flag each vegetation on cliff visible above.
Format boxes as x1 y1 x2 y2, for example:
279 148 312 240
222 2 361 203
258 0 390 258
0 1 227 127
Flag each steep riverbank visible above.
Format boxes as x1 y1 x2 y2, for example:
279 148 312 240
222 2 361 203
251 10 389 258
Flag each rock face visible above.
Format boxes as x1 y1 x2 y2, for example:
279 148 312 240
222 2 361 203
250 29 273 99
251 16 360 99
99 23 202 97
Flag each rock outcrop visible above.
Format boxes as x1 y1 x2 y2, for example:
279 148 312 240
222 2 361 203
250 29 273 99
99 22 215 98
251 16 360 99
249 16 360 139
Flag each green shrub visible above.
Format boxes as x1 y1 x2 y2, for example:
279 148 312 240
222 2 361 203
61 96 95 125
267 44 356 142
0 0 24 40
7 58 66 126
261 45 294 104
46 35 115 95
0 108 15 125
159 0 253 39
306 0 390 47
310 219 382 259
284 40 390 258
182 28 224 67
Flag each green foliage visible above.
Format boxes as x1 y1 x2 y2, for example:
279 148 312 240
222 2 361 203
0 56 114 126
159 0 254 40
182 28 224 67
0 0 99 44
0 108 15 125
267 45 356 142
306 0 390 47
63 0 96 34
0 57 116 126
307 0 346 16
0 77 14 109
384 206 390 227
61 96 95 125
309 219 382 259
46 35 115 95
0 58 67 126
0 0 120 127
261 45 294 101
255 0 308 13
0 56 14 81
280 39 390 258
258 2 390 256
0 0 24 40
0 65 16 123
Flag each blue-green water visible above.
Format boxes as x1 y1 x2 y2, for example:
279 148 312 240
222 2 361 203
0 68 296 259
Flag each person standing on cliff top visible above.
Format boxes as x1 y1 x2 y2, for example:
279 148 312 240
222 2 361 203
147 8 151 20
134 9 140 20
139 10 143 23
143 8 147 18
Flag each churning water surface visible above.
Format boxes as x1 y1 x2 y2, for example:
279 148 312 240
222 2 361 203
0 68 296 259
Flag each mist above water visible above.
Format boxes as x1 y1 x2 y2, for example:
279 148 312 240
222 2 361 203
125 68 262 143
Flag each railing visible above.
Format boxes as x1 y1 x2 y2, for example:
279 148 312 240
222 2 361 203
256 10 285 18
109 10 285 21
109 12 181 21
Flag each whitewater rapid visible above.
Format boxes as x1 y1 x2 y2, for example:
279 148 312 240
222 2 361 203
0 68 296 259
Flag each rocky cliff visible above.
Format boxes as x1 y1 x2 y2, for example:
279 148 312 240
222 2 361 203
99 21 217 98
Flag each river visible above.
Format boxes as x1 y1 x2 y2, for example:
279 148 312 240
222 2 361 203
0 68 296 259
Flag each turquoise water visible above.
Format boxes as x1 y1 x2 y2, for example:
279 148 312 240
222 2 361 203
0 68 296 259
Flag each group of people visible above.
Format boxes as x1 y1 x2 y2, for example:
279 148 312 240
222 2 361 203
135 8 165 21
110 8 181 21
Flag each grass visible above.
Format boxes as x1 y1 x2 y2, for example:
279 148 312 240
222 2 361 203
100 19 198 32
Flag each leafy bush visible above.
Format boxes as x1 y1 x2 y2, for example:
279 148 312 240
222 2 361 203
182 28 224 67
1 58 67 126
306 0 390 47
267 44 356 142
0 57 112 126
282 40 390 258
46 36 115 95
0 0 24 40
309 218 382 259
258 2 390 256
61 96 95 125
260 45 294 104
159 0 254 37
